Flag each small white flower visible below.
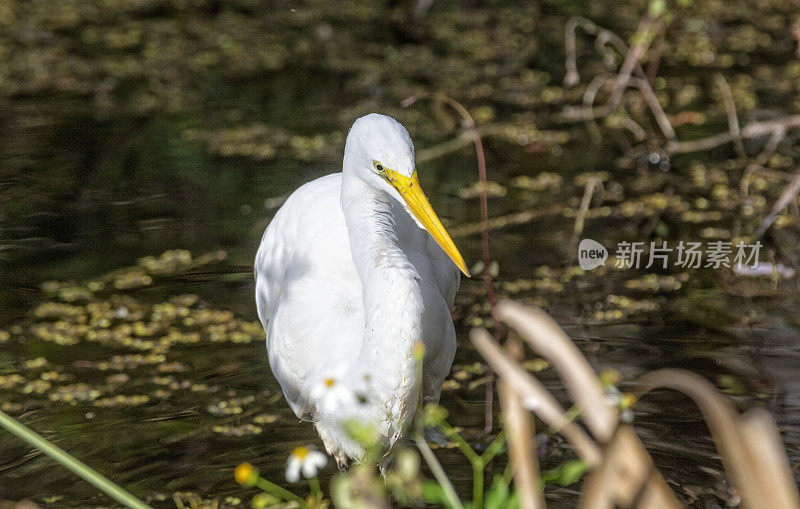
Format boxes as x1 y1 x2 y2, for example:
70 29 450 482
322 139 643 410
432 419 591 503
285 446 327 482
604 385 622 406
620 408 634 423
309 371 359 416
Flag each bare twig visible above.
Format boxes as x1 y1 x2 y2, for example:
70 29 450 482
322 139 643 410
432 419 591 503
574 177 601 236
646 30 665 83
629 77 676 140
714 73 746 158
582 76 607 142
608 113 648 142
605 16 661 114
564 17 633 87
449 206 565 238
755 168 800 237
659 115 800 155
562 16 675 141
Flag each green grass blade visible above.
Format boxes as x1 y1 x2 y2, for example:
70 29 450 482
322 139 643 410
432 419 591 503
0 409 151 509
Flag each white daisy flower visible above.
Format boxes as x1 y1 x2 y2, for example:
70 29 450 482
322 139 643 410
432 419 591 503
285 446 328 483
309 369 360 416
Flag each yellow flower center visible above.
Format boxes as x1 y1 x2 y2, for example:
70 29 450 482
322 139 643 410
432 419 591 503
621 393 637 409
234 462 256 485
292 446 310 460
324 377 335 388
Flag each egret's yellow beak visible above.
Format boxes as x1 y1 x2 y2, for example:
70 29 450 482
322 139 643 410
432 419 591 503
381 168 470 277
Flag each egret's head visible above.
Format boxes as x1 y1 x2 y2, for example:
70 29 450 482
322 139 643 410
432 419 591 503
344 113 470 277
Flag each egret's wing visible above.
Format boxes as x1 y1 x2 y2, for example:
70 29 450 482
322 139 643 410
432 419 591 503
255 173 361 420
255 204 305 415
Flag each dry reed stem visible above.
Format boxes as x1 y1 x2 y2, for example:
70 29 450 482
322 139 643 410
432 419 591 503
755 168 800 238
495 300 617 442
628 77 676 141
563 16 675 141
450 206 565 238
565 15 800 167
579 426 682 509
739 409 800 509
494 302 681 507
605 15 660 114
477 301 798 508
574 177 601 236
666 115 800 154
714 73 746 158
637 369 800 509
498 378 544 509
564 17 636 87
470 328 602 465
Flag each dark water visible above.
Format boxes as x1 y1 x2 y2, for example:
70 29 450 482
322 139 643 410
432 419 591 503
1 0 799 507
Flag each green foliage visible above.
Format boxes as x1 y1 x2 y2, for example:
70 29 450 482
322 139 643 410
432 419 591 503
233 402 530 508
423 404 449 427
540 460 590 487
342 419 380 451
484 477 521 509
648 0 667 18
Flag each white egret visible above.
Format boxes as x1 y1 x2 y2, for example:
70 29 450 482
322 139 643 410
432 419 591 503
255 113 469 468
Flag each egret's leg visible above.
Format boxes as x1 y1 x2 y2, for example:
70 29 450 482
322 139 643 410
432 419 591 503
315 421 349 471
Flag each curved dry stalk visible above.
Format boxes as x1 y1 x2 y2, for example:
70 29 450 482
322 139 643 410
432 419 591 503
564 17 632 87
402 92 497 314
738 409 800 509
582 76 607 142
579 425 682 509
605 16 662 114
714 73 746 158
609 113 648 142
665 115 800 154
637 369 800 509
574 177 601 236
629 77 676 141
498 379 544 509
495 300 618 442
755 168 800 238
561 16 676 142
449 205 565 238
470 328 602 465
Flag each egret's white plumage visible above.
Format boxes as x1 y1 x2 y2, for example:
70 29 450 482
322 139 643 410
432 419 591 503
255 114 467 466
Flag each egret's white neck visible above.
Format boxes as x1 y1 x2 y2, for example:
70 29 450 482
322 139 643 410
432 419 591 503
340 172 423 435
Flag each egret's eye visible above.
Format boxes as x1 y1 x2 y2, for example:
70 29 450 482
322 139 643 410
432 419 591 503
376 164 383 171
373 160 386 173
